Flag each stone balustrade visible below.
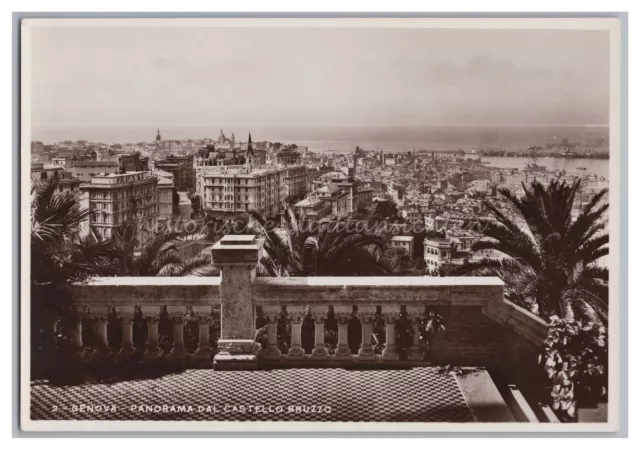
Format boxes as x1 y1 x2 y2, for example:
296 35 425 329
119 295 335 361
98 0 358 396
68 277 220 367
64 234 548 371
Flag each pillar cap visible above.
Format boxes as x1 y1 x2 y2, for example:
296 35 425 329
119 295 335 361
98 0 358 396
218 234 256 246
212 234 262 267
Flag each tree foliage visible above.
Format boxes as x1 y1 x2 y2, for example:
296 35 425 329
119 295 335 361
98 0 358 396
457 179 609 323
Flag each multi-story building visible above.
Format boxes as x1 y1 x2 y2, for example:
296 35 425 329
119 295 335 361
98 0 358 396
293 197 333 225
311 169 362 213
31 163 82 194
423 237 453 270
31 162 64 182
197 165 287 221
284 165 308 201
120 153 150 172
155 171 175 223
310 185 349 218
390 236 415 256
354 185 374 210
156 155 195 192
276 147 301 166
81 171 159 249
70 160 119 182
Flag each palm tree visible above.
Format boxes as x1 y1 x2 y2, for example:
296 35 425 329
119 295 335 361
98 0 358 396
458 179 608 323
246 207 388 276
107 221 216 277
156 253 219 277
245 210 296 276
299 229 387 276
31 178 114 363
31 178 119 284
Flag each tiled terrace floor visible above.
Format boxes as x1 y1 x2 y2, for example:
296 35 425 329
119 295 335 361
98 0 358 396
30 367 476 422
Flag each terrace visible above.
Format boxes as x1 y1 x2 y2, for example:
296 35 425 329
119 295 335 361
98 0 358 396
29 234 557 424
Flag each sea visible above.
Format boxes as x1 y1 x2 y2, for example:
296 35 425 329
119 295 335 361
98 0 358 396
480 156 609 179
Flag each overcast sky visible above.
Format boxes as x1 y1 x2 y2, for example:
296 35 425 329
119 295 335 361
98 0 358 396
29 25 610 131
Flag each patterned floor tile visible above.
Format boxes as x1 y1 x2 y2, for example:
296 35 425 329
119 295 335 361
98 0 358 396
30 367 474 422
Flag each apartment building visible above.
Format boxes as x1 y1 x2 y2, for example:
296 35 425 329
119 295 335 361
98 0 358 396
81 171 159 249
197 165 286 221
31 162 64 182
155 172 175 223
196 163 312 221
284 165 308 200
155 155 195 192
70 160 119 182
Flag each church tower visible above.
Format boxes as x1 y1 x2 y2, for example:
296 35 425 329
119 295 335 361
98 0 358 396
155 127 162 141
245 132 255 167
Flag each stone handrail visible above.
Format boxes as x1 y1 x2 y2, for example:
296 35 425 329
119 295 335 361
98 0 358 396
68 277 221 366
250 276 547 366
63 234 548 371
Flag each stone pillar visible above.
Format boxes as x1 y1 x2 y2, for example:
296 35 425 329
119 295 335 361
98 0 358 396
333 305 353 361
287 306 306 359
211 234 262 370
261 305 282 361
357 306 377 362
142 306 163 361
310 306 328 359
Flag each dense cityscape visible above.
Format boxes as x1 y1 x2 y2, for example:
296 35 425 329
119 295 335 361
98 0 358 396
30 127 609 273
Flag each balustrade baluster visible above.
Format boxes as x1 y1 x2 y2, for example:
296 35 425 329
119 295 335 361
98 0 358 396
406 306 426 361
116 306 136 363
333 306 353 361
261 305 282 360
68 307 85 360
310 306 328 359
166 305 188 361
357 305 377 361
287 305 306 359
382 317 399 361
88 305 111 361
141 306 163 361
192 305 212 362
381 306 400 361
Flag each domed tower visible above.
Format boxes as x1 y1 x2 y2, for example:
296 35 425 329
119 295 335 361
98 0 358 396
155 127 162 141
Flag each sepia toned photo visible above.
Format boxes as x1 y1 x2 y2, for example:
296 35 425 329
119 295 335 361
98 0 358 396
20 17 622 432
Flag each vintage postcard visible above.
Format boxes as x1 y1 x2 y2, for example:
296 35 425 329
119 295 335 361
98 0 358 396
20 17 622 432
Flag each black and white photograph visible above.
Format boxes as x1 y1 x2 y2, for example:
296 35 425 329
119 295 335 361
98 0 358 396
19 17 622 432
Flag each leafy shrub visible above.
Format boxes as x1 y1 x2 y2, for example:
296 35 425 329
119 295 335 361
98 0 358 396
539 317 608 422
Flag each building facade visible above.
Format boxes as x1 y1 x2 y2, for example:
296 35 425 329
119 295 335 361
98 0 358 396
423 237 453 270
293 197 333 225
197 165 287 221
156 155 195 192
390 235 415 256
81 171 159 249
70 160 119 182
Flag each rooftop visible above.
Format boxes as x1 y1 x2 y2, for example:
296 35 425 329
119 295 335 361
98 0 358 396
294 197 324 208
72 161 119 168
391 236 415 242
